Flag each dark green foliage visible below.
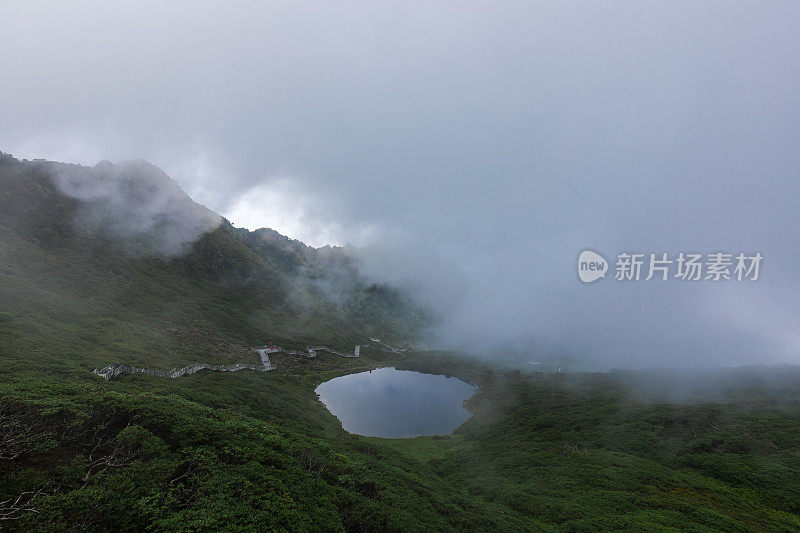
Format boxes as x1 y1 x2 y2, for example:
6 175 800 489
3 361 800 531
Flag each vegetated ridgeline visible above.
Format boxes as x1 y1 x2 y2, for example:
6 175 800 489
92 340 407 380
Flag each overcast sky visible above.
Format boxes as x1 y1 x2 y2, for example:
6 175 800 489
2 1 800 368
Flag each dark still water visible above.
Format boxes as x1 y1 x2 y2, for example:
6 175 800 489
315 367 478 438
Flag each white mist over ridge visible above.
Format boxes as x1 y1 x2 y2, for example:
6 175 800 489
53 160 221 257
2 2 800 368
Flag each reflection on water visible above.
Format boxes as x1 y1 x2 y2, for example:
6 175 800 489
315 367 477 438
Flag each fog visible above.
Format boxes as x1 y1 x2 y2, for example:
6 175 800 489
2 1 799 369
53 160 221 257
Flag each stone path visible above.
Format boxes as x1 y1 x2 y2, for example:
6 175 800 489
93 339 405 380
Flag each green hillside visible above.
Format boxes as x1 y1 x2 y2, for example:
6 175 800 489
2 153 799 531
0 153 427 375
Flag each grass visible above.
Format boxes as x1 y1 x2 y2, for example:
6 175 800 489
3 351 800 531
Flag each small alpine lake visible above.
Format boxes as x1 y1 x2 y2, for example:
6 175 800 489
315 367 478 438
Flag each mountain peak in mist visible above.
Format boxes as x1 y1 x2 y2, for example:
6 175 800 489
0 152 430 344
50 158 222 257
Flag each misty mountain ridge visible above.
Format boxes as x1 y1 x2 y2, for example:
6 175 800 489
53 158 221 257
0 152 428 372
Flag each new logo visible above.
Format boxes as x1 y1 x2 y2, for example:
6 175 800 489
578 250 608 283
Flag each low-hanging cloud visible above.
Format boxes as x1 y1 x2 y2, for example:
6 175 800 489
53 160 221 257
2 1 799 368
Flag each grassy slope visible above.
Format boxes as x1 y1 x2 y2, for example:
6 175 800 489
0 154 426 375
2 154 800 531
3 354 800 531
394 356 800 531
